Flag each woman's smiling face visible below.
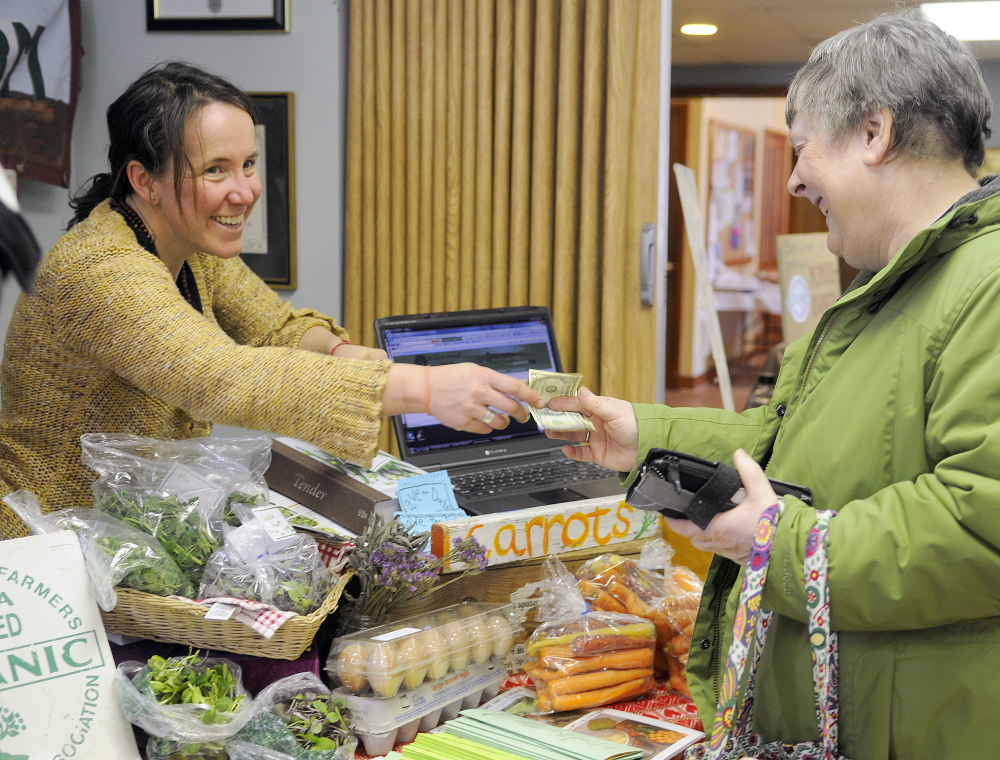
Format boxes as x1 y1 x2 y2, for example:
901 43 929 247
150 101 261 263
786 112 880 271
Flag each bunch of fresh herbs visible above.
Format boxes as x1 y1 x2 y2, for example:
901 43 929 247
345 512 488 621
272 690 354 752
97 491 223 587
145 651 245 725
93 532 194 597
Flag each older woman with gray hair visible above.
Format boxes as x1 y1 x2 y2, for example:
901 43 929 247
546 9 1000 759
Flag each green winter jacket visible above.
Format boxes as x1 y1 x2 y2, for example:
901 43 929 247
632 181 1000 760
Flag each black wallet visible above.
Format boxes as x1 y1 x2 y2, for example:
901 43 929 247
626 448 812 530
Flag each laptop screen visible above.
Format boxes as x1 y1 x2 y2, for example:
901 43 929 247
376 307 562 460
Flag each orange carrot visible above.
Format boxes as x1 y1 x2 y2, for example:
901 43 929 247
536 645 575 660
523 663 562 682
578 580 627 614
536 688 553 712
550 676 654 712
541 646 654 676
548 667 654 696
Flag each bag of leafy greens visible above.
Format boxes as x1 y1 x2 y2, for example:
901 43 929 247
116 652 254 754
198 514 332 614
82 434 271 588
227 672 356 760
1 489 193 610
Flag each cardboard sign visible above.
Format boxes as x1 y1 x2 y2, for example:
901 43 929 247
430 498 665 571
776 232 843 344
0 531 139 760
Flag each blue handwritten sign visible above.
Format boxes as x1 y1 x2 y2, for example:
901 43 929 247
395 471 466 533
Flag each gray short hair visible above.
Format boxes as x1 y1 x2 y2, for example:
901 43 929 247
786 8 992 175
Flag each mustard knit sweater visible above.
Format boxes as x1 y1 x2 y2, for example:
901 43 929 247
0 200 389 538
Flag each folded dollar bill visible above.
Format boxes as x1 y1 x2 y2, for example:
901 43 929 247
527 369 596 432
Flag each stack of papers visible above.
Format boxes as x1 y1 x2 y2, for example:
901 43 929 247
441 709 643 760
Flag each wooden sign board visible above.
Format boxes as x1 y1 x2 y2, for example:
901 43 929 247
0 531 140 759
430 498 665 572
776 232 843 344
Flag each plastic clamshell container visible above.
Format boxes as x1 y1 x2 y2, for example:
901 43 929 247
325 601 518 698
338 657 505 756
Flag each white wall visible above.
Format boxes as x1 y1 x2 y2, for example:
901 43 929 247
4 0 350 349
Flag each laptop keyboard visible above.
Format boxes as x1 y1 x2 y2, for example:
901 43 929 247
449 459 612 499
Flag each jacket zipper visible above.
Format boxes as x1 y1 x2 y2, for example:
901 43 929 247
793 306 846 411
712 561 740 696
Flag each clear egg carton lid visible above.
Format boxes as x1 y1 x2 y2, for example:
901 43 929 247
342 658 506 755
326 601 519 698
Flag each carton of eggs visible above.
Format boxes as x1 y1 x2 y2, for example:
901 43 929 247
325 601 518 698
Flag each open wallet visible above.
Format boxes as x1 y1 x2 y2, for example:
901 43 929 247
625 447 812 530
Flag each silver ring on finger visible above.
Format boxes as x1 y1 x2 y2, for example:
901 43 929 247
481 409 496 425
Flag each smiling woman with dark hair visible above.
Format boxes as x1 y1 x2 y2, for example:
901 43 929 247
0 62 543 538
545 10 1000 759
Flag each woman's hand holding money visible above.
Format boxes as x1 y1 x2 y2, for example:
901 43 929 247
545 387 639 472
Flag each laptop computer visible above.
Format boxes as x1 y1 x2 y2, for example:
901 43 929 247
374 306 626 515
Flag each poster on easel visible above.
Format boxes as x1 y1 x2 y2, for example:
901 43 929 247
708 120 756 267
776 232 842 344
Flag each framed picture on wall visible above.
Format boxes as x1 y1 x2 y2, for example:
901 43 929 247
708 120 756 267
243 92 296 289
146 0 289 32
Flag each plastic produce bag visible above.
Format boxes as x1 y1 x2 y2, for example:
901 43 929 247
227 672 357 760
524 556 656 713
573 539 703 695
82 434 271 587
198 515 332 613
1 489 193 610
115 653 254 744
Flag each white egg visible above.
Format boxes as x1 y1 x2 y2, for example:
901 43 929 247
396 634 428 690
466 614 493 662
419 626 450 680
487 614 515 657
366 641 403 698
442 619 471 670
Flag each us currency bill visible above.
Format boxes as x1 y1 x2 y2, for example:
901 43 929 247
527 369 597 432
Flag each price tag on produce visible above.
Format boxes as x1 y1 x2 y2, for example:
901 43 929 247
204 603 238 621
252 505 298 541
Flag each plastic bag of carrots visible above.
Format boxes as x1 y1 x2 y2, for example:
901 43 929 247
573 539 703 696
523 556 656 713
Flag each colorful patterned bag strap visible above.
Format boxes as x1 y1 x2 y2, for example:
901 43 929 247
703 504 841 760
703 501 781 759
806 508 839 759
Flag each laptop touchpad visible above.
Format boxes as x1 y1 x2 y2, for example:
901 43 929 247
528 487 588 504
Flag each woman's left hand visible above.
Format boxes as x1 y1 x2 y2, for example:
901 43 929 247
665 448 778 565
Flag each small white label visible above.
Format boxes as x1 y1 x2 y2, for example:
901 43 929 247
205 603 238 621
160 463 216 501
372 626 423 642
253 505 298 541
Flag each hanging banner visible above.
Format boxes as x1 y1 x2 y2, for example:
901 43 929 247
0 0 82 187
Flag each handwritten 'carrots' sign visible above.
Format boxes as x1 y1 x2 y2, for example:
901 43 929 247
430 498 663 571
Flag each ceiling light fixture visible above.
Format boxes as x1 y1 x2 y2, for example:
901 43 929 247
680 23 718 36
921 2 1000 40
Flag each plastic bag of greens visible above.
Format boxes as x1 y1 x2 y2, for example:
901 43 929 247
1 489 193 610
227 672 356 760
81 434 271 587
198 515 332 614
116 652 254 746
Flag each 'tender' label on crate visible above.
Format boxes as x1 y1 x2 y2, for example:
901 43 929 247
0 531 140 760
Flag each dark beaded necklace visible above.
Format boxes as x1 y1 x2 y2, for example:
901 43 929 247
112 198 201 312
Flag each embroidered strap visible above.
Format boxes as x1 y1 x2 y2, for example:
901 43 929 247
705 503 840 760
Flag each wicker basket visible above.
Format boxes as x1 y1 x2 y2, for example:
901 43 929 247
101 570 353 660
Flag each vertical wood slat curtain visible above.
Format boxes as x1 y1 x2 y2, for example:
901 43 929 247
345 0 661 454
